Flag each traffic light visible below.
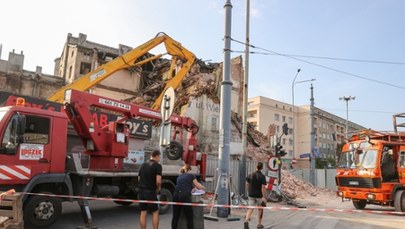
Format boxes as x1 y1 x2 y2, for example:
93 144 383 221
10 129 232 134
275 143 287 157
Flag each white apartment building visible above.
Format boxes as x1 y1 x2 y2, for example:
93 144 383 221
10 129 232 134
248 96 365 168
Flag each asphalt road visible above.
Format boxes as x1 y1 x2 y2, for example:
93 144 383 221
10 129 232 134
45 200 404 229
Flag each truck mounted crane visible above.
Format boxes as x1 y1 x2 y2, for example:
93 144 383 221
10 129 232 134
0 89 206 228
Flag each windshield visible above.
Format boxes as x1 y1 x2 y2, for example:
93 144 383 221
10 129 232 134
338 148 378 169
338 150 353 168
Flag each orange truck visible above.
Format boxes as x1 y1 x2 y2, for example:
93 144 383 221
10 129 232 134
335 114 405 212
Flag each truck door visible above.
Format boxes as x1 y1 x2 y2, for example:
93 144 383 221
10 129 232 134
399 149 405 184
0 113 52 185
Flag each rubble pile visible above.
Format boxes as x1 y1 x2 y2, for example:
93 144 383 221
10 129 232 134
281 170 334 199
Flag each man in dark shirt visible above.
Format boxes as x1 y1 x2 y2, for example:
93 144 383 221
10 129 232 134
138 150 162 229
244 162 267 229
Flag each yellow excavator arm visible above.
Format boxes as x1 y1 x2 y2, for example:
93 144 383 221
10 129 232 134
48 32 195 110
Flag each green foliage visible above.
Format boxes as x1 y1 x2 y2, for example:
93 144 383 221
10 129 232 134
315 157 337 169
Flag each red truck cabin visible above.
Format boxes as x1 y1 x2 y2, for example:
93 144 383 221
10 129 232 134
0 105 68 185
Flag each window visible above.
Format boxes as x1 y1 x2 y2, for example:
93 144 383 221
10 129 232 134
69 66 73 80
0 114 48 155
1 115 18 154
211 116 218 132
248 110 257 118
23 115 50 144
282 116 286 122
400 151 405 168
288 117 292 125
274 114 279 121
80 62 91 75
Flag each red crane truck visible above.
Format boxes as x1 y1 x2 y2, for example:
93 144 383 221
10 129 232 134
0 90 206 228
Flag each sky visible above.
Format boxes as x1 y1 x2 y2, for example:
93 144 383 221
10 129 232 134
1 0 405 131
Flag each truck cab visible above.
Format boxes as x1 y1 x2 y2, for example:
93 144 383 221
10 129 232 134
336 131 405 212
0 105 69 186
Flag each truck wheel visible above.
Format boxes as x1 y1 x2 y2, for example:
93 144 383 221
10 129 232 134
394 190 405 212
352 200 367 209
24 195 62 228
159 188 173 214
165 141 183 160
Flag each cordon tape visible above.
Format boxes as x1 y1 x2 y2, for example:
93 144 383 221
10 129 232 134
20 192 405 216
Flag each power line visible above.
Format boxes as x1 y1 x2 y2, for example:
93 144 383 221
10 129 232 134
229 37 405 90
230 50 405 65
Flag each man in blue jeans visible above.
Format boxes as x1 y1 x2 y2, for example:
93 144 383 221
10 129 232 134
138 150 162 229
244 162 267 229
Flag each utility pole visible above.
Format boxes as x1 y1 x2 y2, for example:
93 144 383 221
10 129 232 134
339 96 355 142
239 0 250 197
217 0 233 218
310 83 317 186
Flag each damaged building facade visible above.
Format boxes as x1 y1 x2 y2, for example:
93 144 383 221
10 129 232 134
0 49 64 98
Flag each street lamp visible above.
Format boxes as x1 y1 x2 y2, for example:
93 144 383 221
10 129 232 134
339 96 355 142
291 71 315 158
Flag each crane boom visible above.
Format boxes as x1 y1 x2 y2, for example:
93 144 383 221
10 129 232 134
48 32 195 110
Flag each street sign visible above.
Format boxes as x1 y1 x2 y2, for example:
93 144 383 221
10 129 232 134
267 156 280 171
267 170 278 178
312 147 321 158
300 153 310 158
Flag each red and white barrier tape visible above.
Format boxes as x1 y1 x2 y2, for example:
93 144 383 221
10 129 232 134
24 192 405 216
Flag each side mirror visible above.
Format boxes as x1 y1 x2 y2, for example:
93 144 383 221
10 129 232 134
365 135 375 145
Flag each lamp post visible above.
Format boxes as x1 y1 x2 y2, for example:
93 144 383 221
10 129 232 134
339 96 355 142
291 73 315 158
291 69 301 159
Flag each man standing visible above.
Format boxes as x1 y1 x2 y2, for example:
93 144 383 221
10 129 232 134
244 162 267 229
138 150 162 229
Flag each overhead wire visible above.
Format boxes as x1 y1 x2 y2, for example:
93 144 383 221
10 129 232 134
229 37 405 90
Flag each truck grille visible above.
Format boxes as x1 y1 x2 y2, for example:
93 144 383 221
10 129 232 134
337 177 381 188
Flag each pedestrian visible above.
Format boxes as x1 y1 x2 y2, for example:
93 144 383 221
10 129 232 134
171 164 205 229
244 162 267 229
138 150 162 229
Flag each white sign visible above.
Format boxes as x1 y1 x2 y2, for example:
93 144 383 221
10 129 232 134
267 170 278 178
19 144 44 160
267 156 280 171
124 151 145 165
99 98 131 110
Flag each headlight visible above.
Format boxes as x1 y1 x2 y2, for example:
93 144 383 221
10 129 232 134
367 193 376 200
337 191 343 197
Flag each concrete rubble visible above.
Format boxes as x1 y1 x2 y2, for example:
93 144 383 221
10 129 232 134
280 170 334 199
